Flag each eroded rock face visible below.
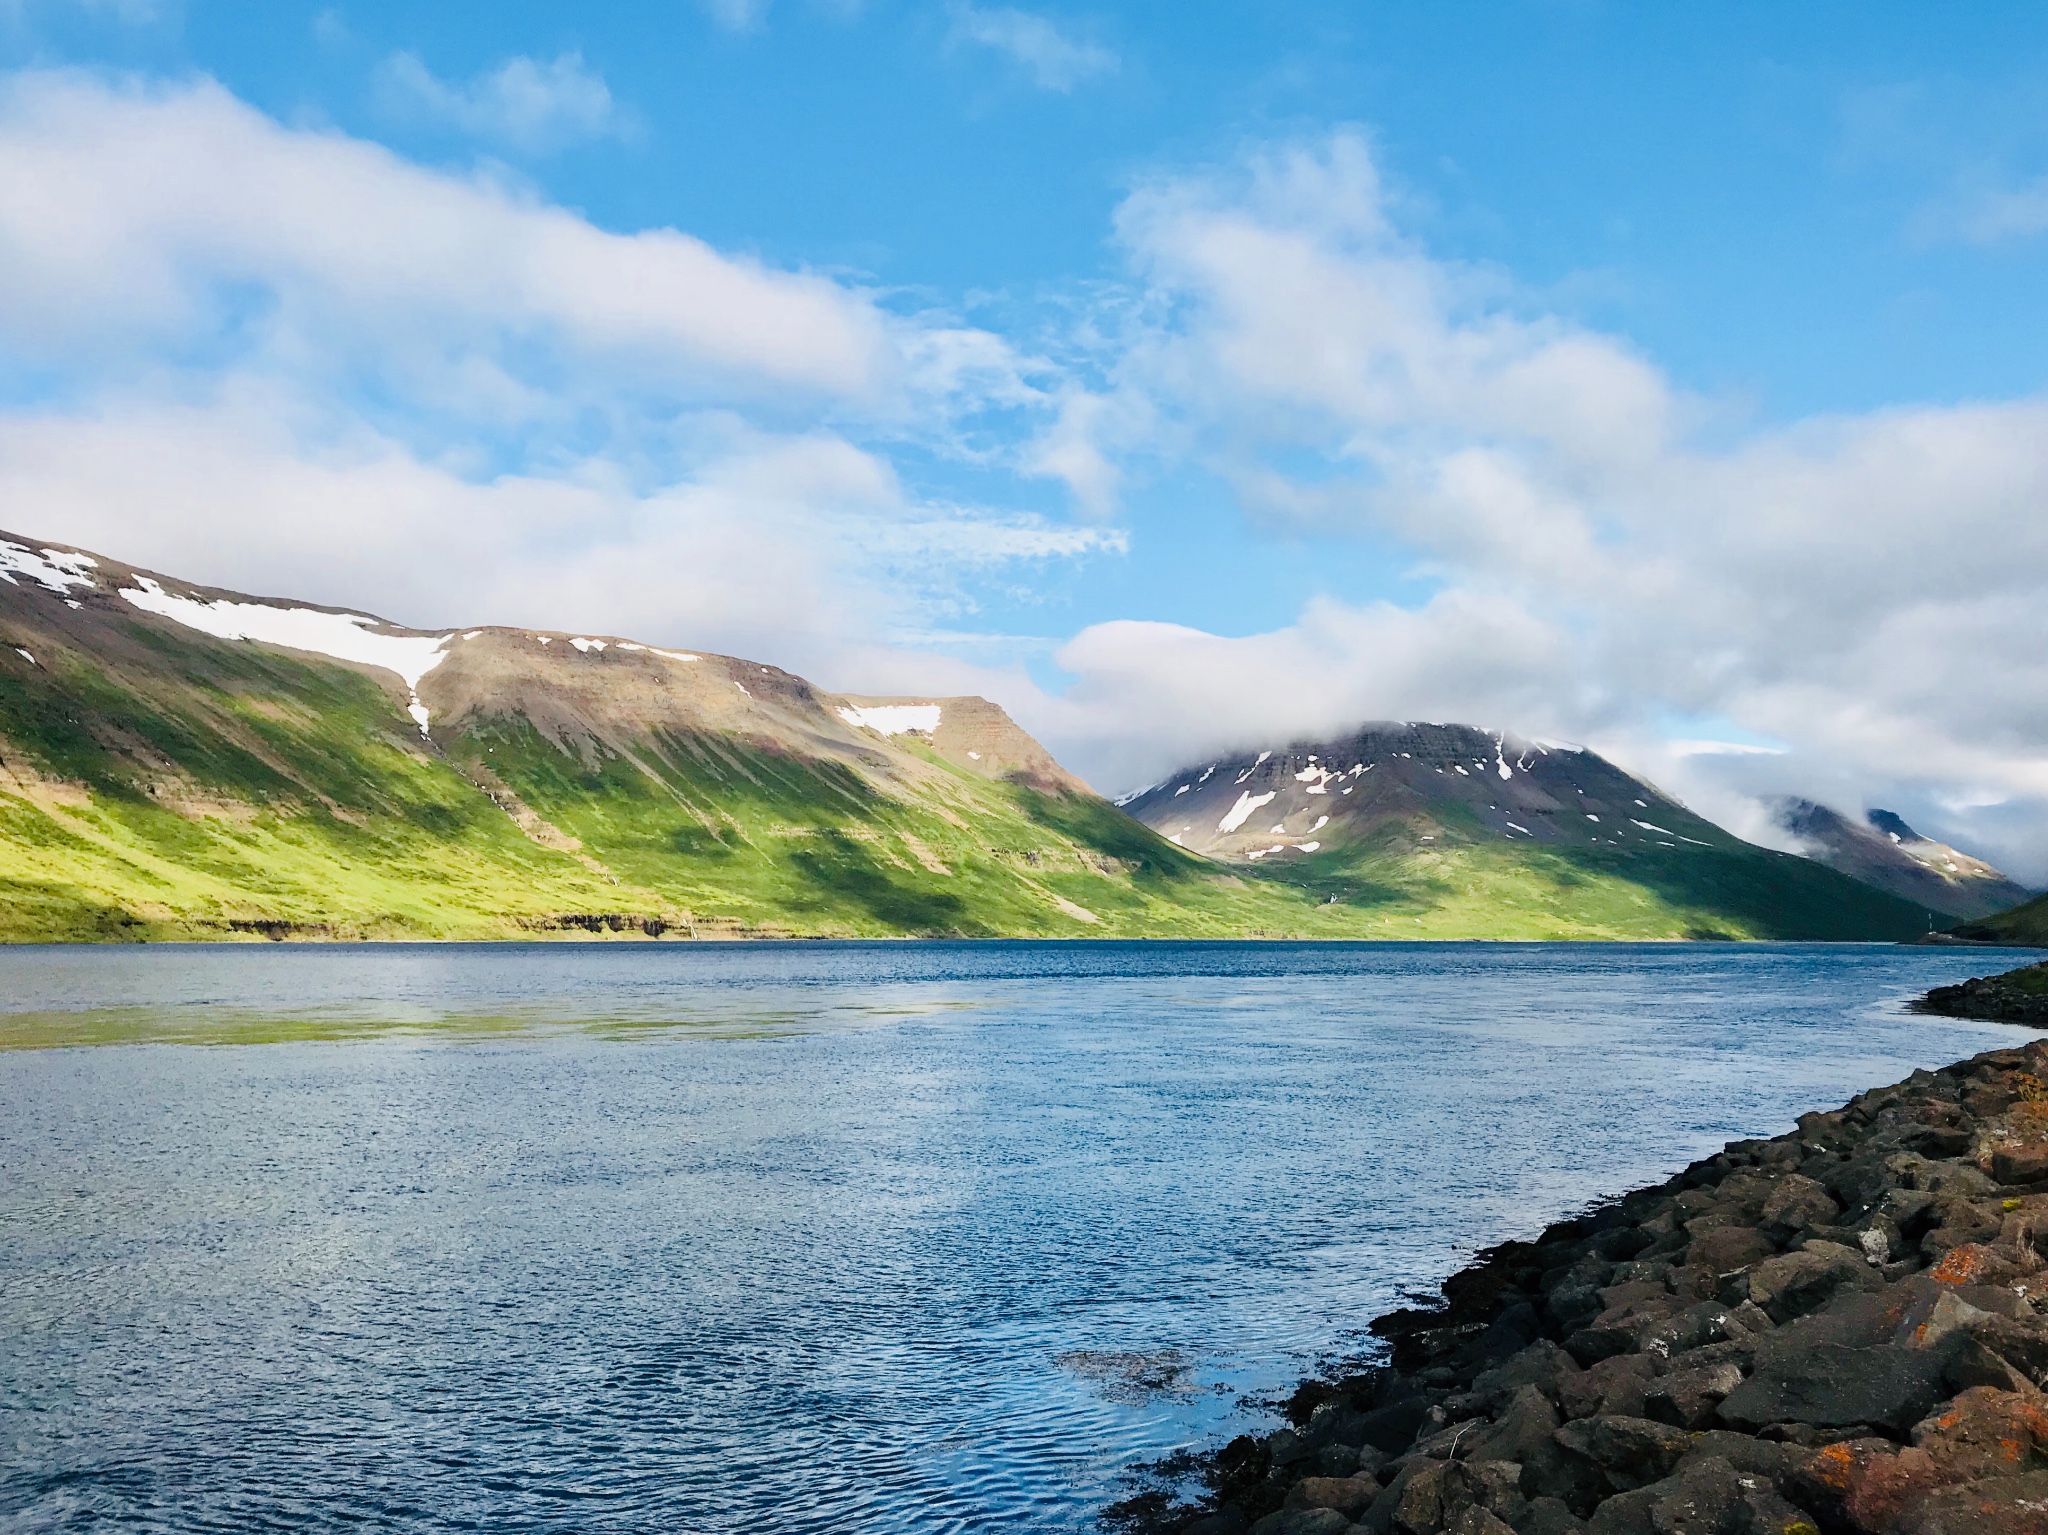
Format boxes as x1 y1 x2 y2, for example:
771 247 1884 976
1133 1039 2048 1535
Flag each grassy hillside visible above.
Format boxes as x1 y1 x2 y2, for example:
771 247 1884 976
0 597 1375 941
0 531 1934 943
0 623 1930 942
1950 891 2048 947
1247 809 1934 941
1123 721 1935 942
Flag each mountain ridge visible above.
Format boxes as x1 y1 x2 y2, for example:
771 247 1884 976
1771 797 2032 922
0 530 1937 942
1122 722 1937 941
0 528 1398 941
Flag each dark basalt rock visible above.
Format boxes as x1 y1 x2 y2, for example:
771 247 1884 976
1715 1343 1949 1435
1114 1037 2048 1535
1915 961 2048 1026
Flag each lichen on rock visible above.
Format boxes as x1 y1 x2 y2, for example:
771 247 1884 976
1116 1037 2048 1535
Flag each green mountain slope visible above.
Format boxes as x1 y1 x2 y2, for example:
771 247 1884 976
1949 892 2048 947
1121 724 1936 941
0 531 1932 942
0 531 1394 941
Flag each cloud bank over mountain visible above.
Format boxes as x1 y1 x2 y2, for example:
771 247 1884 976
1036 137 2048 875
0 70 2044 879
0 69 1100 678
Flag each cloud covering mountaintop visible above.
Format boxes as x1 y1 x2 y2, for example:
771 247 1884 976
0 42 2045 880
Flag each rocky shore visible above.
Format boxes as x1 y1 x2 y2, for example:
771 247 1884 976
1136 1034 2048 1535
1916 962 2048 1027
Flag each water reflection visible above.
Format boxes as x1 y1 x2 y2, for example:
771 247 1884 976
0 995 982 1050
0 941 2039 1533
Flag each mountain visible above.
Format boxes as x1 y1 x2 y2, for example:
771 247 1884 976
1771 798 2033 922
0 531 1936 943
1945 892 2048 947
1119 722 1933 940
0 529 1380 942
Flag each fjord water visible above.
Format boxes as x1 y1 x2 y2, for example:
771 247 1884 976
1 942 2039 1532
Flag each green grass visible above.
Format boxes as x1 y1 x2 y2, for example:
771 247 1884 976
1952 891 2048 947
1250 830 1929 941
0 623 1932 942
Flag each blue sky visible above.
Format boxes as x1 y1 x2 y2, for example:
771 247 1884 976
56 1 2048 414
5 2 2048 872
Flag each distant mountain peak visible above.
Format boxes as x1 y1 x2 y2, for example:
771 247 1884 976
1773 797 2030 922
1117 720 1932 939
1123 720 1716 865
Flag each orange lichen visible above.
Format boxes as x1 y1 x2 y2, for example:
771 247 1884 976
1931 1244 1991 1284
1808 1442 1856 1490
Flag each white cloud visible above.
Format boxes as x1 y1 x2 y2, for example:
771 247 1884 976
0 70 935 409
1021 133 2048 880
1106 134 1676 482
372 51 622 153
1036 590 1581 794
0 387 1118 679
0 69 1106 710
947 4 1117 92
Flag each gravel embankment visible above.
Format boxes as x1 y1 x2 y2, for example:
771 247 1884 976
1146 1035 2048 1535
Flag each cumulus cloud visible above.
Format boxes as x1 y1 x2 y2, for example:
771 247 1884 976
1037 591 1582 794
947 4 1117 92
1025 133 2048 879
0 70 1102 699
0 71 946 410
372 51 623 153
0 385 1120 684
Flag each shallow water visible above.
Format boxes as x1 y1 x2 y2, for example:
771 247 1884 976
0 940 2038 1532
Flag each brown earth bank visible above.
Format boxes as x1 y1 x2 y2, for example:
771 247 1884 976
1114 1035 2048 1535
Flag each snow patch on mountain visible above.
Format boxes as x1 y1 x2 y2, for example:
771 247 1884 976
0 541 96 594
1217 789 1277 833
119 577 452 735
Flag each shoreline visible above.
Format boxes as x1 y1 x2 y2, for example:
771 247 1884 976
1129 1031 2048 1535
4 934 2038 948
1914 961 2048 1028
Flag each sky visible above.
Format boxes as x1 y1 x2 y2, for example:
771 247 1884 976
4 3 2048 878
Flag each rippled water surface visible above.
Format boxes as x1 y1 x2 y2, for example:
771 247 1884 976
1 940 2040 1532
